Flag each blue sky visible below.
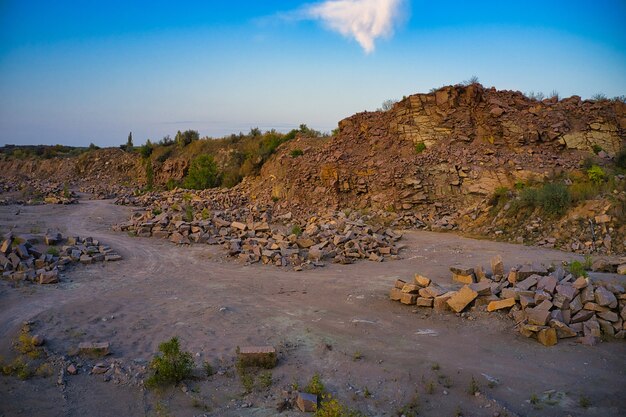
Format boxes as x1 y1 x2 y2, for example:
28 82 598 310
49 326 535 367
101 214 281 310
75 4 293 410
0 0 625 147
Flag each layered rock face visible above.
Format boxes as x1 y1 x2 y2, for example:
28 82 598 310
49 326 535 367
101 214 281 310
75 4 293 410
251 84 625 253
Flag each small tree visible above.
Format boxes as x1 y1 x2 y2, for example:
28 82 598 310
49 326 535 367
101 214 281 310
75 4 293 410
381 99 398 111
183 154 221 189
145 337 193 388
125 132 134 151
175 130 199 147
139 139 153 158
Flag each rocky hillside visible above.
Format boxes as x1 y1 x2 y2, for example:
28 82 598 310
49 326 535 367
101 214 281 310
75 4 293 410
249 84 626 254
2 84 625 254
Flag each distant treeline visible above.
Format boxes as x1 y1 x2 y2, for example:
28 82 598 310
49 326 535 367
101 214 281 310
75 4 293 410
0 144 95 159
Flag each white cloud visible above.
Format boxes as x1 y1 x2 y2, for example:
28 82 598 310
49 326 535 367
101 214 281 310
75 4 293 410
303 0 406 53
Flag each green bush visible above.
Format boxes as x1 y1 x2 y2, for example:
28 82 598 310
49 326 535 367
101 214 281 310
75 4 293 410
591 144 603 155
305 373 325 396
166 178 178 190
183 155 221 189
145 337 194 388
568 261 588 278
414 142 426 154
489 187 509 207
569 181 596 202
290 149 304 158
291 225 303 236
537 183 571 216
586 165 606 184
517 187 539 209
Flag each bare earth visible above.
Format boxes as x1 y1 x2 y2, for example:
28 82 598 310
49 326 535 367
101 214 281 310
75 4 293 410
0 200 625 417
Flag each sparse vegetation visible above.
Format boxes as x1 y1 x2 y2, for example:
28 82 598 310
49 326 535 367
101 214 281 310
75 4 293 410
145 337 194 388
568 260 588 278
579 394 591 408
291 224 303 236
587 165 606 184
414 141 426 153
259 371 272 388
315 394 364 417
305 373 326 396
467 376 479 395
352 351 362 361
537 183 571 216
203 361 214 377
46 247 60 257
396 392 420 417
290 149 304 158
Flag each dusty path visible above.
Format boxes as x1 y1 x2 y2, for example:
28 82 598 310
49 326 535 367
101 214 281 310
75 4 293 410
0 200 625 417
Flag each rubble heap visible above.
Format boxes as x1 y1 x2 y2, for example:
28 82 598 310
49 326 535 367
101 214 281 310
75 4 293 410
390 256 626 346
0 232 122 284
115 189 403 268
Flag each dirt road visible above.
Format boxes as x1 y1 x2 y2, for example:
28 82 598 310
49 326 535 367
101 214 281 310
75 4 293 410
1 200 624 417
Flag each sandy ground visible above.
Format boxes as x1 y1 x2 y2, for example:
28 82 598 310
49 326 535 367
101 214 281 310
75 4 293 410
0 200 625 417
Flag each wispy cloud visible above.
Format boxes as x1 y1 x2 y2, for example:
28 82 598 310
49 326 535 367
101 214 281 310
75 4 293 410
300 0 407 53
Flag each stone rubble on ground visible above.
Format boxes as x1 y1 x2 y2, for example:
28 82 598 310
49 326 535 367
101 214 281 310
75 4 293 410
390 256 626 346
114 189 403 269
0 231 122 284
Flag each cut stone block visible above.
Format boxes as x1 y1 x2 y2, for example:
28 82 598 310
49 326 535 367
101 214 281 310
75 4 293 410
487 298 516 312
296 392 318 412
526 307 550 326
401 283 421 294
446 285 478 313
237 346 277 368
537 328 558 346
389 288 403 301
394 279 406 289
414 274 431 287
400 293 417 305
453 273 475 284
491 255 504 276
78 342 110 357
416 297 434 307
469 281 491 296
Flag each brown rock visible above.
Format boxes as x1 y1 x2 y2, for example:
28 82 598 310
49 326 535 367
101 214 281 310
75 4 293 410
571 309 595 323
453 273 475 284
433 292 455 311
537 328 558 346
527 307 551 326
491 255 504 276
237 346 277 368
421 284 445 298
416 297 434 307
446 285 478 313
400 293 418 305
516 275 538 291
296 392 318 412
389 288 403 301
469 281 491 296
487 298 516 312
394 279 406 289
595 286 617 308
401 283 421 294
66 364 77 375
537 275 558 293
79 342 110 357
414 274 431 287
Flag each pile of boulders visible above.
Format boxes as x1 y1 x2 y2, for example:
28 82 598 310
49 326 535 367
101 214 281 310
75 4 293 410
115 190 403 268
0 232 122 284
390 256 626 346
